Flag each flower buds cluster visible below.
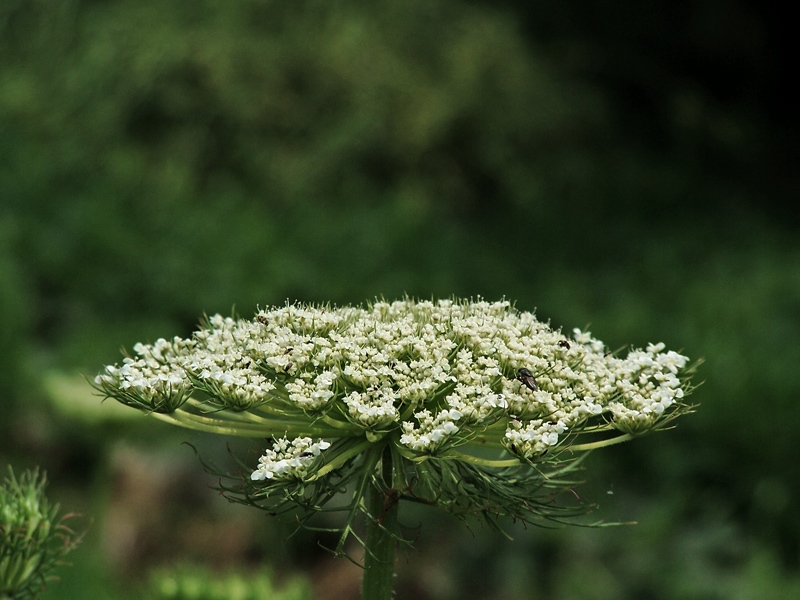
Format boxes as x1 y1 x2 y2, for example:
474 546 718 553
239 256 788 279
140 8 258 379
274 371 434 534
0 467 82 598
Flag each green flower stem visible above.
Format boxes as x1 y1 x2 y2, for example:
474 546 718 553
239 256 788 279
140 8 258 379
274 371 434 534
149 411 269 436
361 455 398 600
186 397 298 422
150 411 346 438
312 439 374 479
569 433 635 452
441 451 521 468
320 414 360 430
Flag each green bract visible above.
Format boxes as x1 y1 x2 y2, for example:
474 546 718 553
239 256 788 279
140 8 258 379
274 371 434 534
0 467 81 599
95 299 697 552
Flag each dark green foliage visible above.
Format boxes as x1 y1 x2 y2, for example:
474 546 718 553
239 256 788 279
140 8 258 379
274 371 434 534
1 0 797 598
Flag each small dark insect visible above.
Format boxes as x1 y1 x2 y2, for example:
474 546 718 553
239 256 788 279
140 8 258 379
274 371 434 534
299 451 314 458
285 362 293 372
256 314 268 325
558 340 571 350
516 368 539 392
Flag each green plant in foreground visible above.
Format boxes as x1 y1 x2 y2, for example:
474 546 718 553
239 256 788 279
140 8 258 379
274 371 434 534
148 564 311 600
0 467 82 600
94 298 698 600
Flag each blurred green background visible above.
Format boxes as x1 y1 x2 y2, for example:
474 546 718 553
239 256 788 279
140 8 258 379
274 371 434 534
1 0 798 598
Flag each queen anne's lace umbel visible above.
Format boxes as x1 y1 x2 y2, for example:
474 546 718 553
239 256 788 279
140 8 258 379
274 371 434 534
95 299 695 509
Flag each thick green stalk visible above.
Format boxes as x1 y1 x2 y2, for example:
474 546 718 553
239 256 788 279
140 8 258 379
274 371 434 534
361 462 398 599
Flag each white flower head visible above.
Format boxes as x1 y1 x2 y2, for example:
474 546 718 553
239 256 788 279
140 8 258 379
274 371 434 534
505 419 569 459
95 298 696 519
251 437 331 481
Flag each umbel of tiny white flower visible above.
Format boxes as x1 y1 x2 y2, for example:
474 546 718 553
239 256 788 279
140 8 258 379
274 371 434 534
94 298 697 595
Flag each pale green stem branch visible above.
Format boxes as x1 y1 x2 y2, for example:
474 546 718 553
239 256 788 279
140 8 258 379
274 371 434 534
150 410 348 438
569 433 635 452
312 439 374 479
440 451 521 468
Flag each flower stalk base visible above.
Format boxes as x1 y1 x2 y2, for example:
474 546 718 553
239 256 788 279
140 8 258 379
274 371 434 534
361 466 399 599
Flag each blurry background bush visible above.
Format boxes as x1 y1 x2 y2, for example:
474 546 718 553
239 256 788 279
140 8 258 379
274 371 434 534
1 0 797 598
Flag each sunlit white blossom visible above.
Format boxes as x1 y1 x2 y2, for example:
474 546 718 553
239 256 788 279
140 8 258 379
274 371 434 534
251 437 332 481
95 299 695 473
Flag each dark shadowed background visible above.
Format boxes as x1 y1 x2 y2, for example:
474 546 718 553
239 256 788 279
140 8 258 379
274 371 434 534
1 1 798 598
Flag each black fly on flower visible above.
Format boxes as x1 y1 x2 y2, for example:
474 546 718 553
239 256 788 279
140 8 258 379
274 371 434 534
516 367 539 392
